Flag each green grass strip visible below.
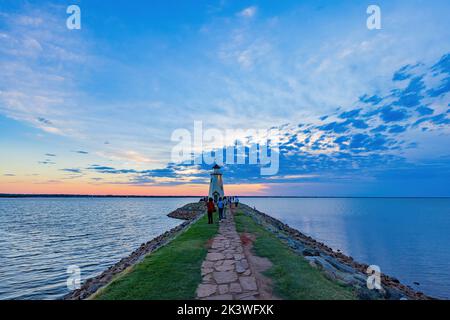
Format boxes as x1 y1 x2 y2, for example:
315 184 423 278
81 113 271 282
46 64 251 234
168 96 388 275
94 214 218 300
234 212 357 300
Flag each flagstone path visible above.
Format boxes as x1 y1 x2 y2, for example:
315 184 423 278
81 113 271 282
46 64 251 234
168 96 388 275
196 206 261 300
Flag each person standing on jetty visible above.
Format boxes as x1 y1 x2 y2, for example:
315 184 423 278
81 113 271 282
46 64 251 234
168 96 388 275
234 196 240 208
222 196 227 219
217 197 225 221
207 198 216 224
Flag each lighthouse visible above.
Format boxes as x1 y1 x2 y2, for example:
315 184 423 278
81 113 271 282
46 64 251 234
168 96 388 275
209 164 224 203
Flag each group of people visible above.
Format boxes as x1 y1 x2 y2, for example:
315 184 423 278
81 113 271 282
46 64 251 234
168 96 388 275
205 196 240 225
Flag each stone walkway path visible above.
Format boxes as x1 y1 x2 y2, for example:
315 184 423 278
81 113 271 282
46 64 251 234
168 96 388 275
196 206 261 300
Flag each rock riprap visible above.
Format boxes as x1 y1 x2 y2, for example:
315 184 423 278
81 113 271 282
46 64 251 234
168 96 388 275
168 202 206 220
196 208 261 300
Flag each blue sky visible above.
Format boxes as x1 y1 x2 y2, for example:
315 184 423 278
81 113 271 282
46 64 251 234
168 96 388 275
0 0 449 196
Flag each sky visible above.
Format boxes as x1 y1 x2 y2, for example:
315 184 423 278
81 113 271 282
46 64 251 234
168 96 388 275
0 0 449 196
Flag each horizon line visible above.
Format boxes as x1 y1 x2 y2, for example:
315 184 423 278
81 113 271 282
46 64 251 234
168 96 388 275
1 193 450 199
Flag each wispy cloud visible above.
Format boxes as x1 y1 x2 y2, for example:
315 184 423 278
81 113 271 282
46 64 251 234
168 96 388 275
96 150 157 165
237 6 257 18
0 6 89 139
111 53 449 191
60 168 82 174
38 160 56 165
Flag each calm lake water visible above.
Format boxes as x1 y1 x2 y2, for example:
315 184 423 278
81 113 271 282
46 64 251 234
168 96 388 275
0 197 449 299
244 197 450 299
0 197 192 300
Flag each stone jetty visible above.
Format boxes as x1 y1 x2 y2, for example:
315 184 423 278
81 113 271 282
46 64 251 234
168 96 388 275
196 206 262 300
64 200 433 300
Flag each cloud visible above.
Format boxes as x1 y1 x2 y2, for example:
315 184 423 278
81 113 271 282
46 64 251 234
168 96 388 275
96 150 156 164
266 174 319 181
0 5 89 139
130 52 450 188
237 6 257 18
74 150 89 155
38 160 55 165
87 165 138 175
84 163 209 186
37 117 53 125
15 15 44 27
60 168 82 174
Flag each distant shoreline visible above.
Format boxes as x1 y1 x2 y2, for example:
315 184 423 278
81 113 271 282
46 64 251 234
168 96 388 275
1 194 449 199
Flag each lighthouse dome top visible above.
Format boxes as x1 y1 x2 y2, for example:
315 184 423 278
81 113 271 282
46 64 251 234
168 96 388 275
211 164 223 176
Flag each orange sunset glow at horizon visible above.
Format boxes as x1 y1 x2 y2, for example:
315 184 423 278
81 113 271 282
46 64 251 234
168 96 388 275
0 182 269 196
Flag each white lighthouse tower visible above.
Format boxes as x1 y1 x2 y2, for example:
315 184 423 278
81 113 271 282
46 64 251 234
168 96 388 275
208 164 225 203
